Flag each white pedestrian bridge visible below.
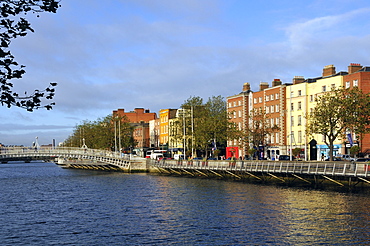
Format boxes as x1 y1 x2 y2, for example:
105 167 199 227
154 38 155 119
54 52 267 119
0 147 146 171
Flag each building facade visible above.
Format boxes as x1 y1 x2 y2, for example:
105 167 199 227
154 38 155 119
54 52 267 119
343 64 370 155
227 63 370 160
112 108 157 156
226 83 252 158
159 109 178 149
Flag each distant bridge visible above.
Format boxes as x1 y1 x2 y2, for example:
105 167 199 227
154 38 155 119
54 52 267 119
0 147 147 172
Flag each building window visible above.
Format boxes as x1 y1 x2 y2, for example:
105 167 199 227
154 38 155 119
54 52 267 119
271 105 274 113
254 98 257 104
291 116 294 126
276 93 279 100
298 131 302 143
238 100 241 106
322 86 326 92
298 90 302 96
290 91 294 97
266 106 270 113
276 132 279 143
276 117 279 126
233 101 236 106
271 94 274 100
331 84 336 90
298 101 302 110
266 95 269 101
353 80 358 87
271 134 274 144
233 111 236 118
238 110 242 118
291 103 294 111
310 95 314 102
346 81 350 88
259 97 262 103
276 104 279 112
298 115 302 125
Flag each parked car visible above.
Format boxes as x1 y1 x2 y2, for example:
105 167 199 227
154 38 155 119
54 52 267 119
354 158 370 163
336 154 355 161
325 157 342 161
278 155 295 161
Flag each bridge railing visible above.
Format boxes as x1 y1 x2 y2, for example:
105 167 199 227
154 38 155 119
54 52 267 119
0 147 134 160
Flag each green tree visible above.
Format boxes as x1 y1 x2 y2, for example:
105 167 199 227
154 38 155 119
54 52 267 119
179 95 241 157
64 115 135 150
0 0 60 111
292 147 302 157
245 108 279 157
307 87 370 161
350 145 360 158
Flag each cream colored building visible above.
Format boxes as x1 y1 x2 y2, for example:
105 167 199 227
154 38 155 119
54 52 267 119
286 65 345 160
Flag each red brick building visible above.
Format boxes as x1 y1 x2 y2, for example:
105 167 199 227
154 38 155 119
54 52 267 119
251 81 287 159
226 83 252 158
343 64 370 155
112 108 157 156
113 108 157 123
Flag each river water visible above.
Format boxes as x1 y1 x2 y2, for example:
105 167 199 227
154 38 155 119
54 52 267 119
1 162 370 245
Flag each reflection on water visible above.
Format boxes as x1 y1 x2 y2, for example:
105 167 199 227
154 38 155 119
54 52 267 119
1 162 370 245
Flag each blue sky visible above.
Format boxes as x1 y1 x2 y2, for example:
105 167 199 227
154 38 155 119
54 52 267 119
1 0 370 146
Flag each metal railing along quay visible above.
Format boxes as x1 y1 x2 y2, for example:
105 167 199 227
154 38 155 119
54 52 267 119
150 159 370 187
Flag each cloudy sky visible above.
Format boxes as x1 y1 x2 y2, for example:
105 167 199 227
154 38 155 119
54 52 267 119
1 0 370 146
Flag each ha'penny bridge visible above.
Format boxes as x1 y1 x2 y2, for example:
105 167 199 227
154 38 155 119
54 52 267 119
0 147 147 172
2 147 370 188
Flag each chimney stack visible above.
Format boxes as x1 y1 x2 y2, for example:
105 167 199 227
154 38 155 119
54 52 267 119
272 79 282 87
242 83 251 92
293 76 305 85
322 64 336 77
134 108 145 114
348 63 362 74
259 82 269 91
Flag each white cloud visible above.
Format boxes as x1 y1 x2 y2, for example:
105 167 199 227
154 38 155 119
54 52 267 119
284 8 370 54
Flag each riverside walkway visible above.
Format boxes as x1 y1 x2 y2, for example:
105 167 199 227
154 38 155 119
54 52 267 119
0 147 146 172
150 159 370 188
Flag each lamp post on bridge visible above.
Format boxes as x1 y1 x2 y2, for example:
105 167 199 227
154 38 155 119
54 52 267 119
33 136 40 152
81 138 88 148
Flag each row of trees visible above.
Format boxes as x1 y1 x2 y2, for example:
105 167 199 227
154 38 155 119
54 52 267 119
63 115 136 151
64 95 242 157
171 95 241 158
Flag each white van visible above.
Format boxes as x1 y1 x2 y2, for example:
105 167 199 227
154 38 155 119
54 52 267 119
146 150 166 159
151 152 164 159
